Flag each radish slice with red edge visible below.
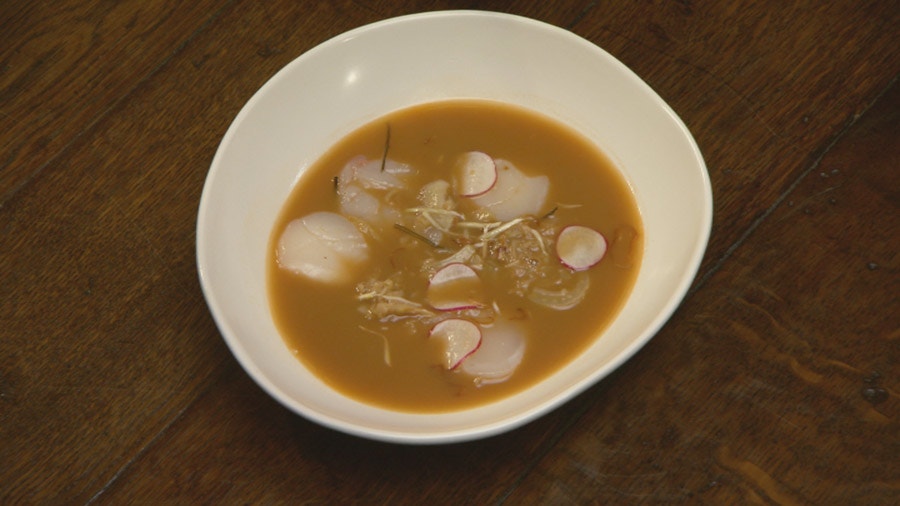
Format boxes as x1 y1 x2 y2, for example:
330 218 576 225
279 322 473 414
454 151 497 197
429 319 482 370
556 225 607 271
426 263 485 311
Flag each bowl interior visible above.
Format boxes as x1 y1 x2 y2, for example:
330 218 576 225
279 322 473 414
197 11 711 444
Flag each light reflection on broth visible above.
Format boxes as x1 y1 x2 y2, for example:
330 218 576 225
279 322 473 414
267 100 642 412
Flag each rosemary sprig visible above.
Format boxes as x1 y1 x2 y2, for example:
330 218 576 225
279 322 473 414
380 123 391 172
393 223 439 248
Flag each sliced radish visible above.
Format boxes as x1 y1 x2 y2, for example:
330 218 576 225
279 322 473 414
426 263 485 311
454 151 497 197
470 159 549 220
429 318 482 370
460 320 526 384
276 211 369 283
556 225 607 271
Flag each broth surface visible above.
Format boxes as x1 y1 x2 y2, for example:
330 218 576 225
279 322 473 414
267 100 642 412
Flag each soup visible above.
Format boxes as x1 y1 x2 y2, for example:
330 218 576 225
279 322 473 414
267 100 642 412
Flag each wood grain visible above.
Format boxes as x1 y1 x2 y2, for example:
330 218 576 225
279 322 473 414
0 1 234 203
572 0 900 282
502 79 900 505
1 0 897 503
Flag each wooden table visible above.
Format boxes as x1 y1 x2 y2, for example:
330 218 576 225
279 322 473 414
2 1 897 503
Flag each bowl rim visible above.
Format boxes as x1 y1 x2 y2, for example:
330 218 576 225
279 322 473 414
196 9 713 444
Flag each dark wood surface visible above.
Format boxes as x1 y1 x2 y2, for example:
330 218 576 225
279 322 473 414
2 1 897 504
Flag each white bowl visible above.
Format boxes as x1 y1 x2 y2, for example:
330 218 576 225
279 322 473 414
197 11 711 444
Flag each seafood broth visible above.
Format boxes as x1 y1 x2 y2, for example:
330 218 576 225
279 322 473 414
267 100 642 412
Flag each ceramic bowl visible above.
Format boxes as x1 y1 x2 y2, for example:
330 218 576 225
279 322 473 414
197 11 712 444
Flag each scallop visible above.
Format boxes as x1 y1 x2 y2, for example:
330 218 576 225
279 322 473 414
460 320 526 384
470 159 549 220
276 211 369 284
338 155 412 191
338 183 380 220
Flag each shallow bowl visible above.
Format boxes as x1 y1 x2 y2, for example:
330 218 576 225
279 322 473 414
197 11 712 444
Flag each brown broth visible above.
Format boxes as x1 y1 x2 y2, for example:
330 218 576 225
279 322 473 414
267 100 643 412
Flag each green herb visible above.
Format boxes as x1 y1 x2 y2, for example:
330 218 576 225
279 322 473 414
393 223 439 248
380 123 391 172
539 206 558 220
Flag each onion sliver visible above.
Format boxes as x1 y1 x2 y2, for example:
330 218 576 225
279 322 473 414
429 319 482 370
556 225 607 271
276 211 369 283
527 273 590 310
